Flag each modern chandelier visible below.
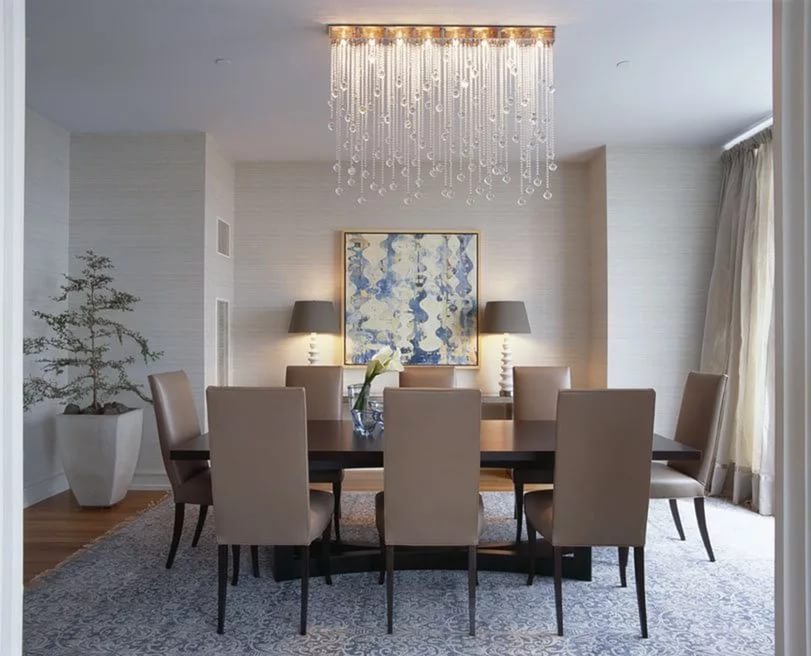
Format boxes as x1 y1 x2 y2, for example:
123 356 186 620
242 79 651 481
328 25 557 206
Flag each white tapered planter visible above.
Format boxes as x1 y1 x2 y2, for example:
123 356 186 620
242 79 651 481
56 409 143 507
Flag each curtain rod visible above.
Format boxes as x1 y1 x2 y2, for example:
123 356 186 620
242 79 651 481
723 116 774 151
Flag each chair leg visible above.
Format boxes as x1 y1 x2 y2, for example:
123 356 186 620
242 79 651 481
553 546 563 637
633 546 648 638
378 536 386 585
668 499 686 541
166 503 185 569
514 482 524 543
191 504 208 547
333 480 342 543
217 544 228 634
386 546 394 634
300 545 310 635
618 547 629 587
468 546 477 637
231 545 240 586
694 497 716 562
526 516 536 586
321 522 333 585
251 546 260 578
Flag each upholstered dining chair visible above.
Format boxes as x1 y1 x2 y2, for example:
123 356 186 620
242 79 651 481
651 372 727 562
285 365 344 542
148 371 213 569
525 389 656 638
376 388 483 636
398 366 456 388
207 387 333 636
511 366 571 543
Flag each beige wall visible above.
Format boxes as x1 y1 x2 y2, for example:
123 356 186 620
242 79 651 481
69 133 207 484
604 146 721 434
204 136 235 394
233 161 593 394
23 110 70 506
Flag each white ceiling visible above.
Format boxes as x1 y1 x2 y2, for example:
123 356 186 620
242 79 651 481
26 0 772 162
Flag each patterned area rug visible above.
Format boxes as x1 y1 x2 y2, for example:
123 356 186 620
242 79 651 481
24 493 774 655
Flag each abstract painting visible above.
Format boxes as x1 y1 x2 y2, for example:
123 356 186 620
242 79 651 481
343 231 479 366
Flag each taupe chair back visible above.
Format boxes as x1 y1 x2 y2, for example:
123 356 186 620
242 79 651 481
669 372 727 488
285 365 343 420
513 366 572 420
148 371 207 493
552 389 655 547
399 366 455 388
207 387 311 546
383 388 481 546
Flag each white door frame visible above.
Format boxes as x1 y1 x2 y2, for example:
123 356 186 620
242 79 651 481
0 0 26 653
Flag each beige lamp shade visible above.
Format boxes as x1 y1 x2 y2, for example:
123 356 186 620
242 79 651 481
288 301 339 334
481 301 531 334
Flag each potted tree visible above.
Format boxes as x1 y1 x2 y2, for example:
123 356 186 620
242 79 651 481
24 251 162 506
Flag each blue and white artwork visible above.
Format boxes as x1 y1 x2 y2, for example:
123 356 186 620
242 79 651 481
344 231 478 366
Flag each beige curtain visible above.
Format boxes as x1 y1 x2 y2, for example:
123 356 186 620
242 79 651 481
700 130 774 515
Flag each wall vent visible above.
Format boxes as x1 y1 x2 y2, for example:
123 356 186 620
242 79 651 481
217 218 231 257
216 299 230 386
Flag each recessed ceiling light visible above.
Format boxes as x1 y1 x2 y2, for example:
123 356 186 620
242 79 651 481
214 57 232 65
616 59 631 69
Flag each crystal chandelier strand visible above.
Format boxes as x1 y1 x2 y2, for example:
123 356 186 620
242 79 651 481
328 26 556 205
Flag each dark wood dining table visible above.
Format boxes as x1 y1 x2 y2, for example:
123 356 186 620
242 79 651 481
171 419 700 582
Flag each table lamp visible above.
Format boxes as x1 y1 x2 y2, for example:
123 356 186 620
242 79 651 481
288 300 339 365
481 301 531 397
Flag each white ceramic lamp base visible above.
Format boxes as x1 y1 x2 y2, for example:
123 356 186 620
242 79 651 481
499 333 513 397
308 332 320 365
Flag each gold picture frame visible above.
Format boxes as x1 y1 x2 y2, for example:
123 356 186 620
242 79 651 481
342 230 480 367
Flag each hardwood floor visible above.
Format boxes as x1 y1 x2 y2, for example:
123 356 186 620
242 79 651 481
24 469 533 585
24 490 168 584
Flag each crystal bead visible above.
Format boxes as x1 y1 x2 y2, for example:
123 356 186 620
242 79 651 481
485 191 495 201
548 162 558 171
403 197 412 205
533 177 542 187
327 122 335 131
357 196 367 205
502 175 511 184
332 163 341 173
347 178 356 187
466 197 475 206
543 190 553 200
457 173 465 182
335 187 344 196
525 186 535 195
389 182 398 191
517 197 527 206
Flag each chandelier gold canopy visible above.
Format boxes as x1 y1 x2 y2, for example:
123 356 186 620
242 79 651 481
328 24 557 207
328 25 555 44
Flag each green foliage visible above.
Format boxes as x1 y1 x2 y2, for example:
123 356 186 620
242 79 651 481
23 251 163 412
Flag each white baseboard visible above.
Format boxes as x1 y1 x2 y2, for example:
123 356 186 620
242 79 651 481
24 472 69 508
130 471 171 491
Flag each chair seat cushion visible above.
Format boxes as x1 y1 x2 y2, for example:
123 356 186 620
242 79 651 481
309 467 344 484
650 462 705 499
511 467 553 485
175 468 213 505
524 489 554 540
308 489 334 541
374 491 485 543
